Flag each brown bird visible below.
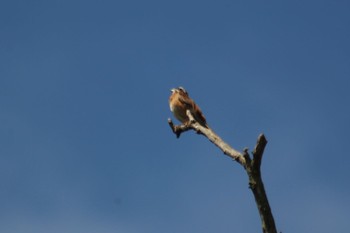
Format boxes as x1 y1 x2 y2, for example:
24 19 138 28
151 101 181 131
169 87 208 128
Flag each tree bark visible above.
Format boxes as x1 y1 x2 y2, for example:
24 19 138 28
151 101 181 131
168 110 277 233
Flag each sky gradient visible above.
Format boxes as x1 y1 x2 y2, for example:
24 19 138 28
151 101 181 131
1 0 350 232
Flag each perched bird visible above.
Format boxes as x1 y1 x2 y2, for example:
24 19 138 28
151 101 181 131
169 87 208 128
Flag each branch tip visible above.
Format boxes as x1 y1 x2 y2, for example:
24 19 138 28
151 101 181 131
252 133 268 169
167 117 194 138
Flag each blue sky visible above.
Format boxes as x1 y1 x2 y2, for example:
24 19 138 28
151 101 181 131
1 0 350 232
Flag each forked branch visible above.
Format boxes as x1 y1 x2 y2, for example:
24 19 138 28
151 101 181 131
168 110 277 233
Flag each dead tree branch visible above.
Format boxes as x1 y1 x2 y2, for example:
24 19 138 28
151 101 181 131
168 110 277 233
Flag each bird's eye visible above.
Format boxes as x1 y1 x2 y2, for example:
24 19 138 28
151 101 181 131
178 87 187 93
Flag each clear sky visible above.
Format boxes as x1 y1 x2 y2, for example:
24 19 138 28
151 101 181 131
1 0 349 232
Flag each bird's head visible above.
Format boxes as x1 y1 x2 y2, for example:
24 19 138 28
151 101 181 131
170 86 188 95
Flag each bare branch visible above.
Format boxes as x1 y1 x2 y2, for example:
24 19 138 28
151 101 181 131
168 112 277 233
167 118 191 138
252 134 268 170
169 110 246 166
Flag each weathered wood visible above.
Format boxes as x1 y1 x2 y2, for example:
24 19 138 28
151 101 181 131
168 111 277 233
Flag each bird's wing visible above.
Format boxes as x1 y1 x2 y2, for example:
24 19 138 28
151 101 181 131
178 95 208 127
178 95 195 109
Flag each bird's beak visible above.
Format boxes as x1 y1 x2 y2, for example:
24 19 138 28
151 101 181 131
170 88 176 93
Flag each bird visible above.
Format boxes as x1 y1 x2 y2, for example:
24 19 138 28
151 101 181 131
169 87 208 128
